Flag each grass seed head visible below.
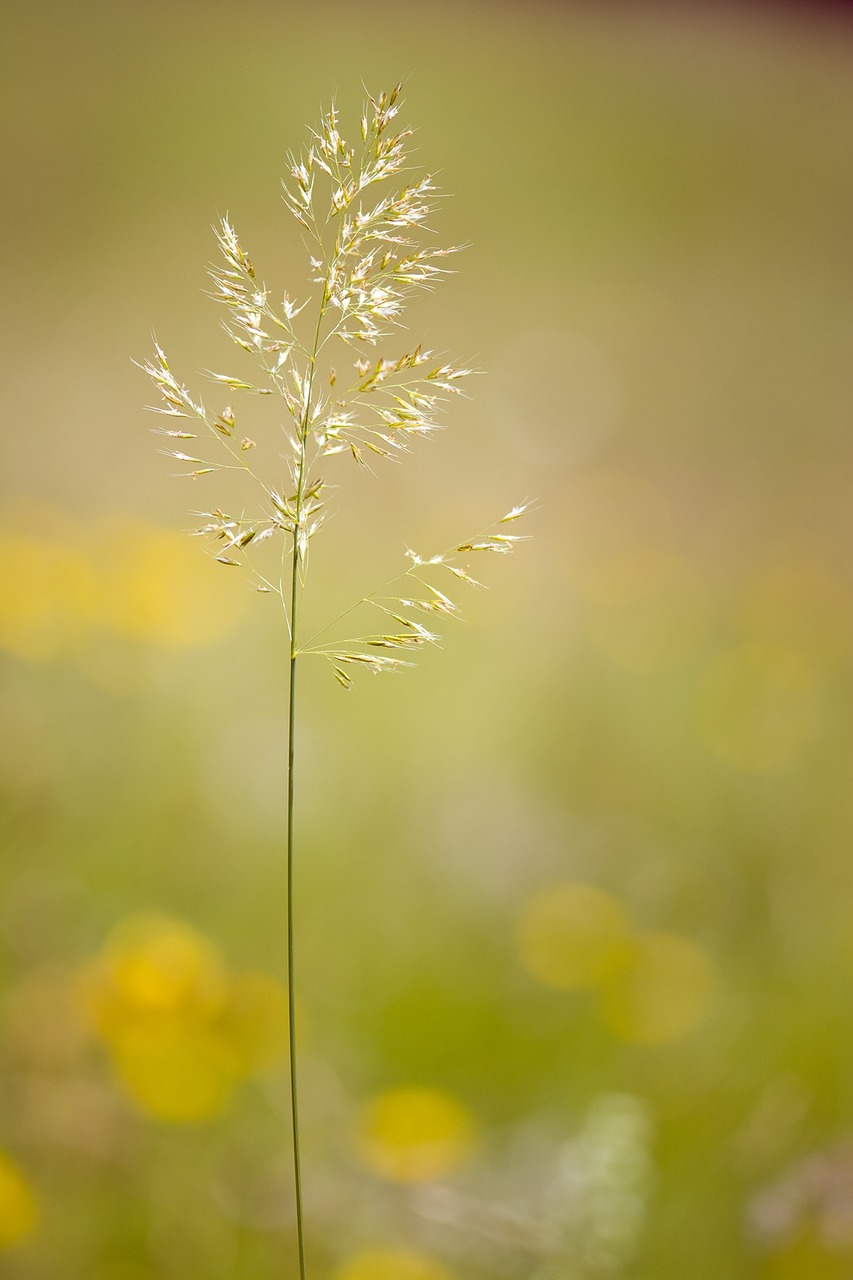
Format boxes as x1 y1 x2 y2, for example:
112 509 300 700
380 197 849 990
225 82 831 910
141 87 529 684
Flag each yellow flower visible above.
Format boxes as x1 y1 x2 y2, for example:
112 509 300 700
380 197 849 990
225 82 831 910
95 520 243 649
515 883 631 991
334 1248 451 1280
354 1087 475 1183
76 914 291 1124
0 1152 38 1248
0 505 245 671
597 932 716 1045
109 1020 236 1123
77 914 230 1040
0 533 94 661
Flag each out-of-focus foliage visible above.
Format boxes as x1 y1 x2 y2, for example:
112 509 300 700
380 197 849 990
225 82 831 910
2 1 853 1277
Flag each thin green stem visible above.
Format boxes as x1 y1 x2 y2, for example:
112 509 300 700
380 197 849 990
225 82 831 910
286 598 305 1280
285 273 330 1280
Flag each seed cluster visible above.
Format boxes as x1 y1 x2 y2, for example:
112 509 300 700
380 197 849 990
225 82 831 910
141 86 528 684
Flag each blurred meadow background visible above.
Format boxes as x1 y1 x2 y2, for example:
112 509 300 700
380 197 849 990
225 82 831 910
2 0 853 1276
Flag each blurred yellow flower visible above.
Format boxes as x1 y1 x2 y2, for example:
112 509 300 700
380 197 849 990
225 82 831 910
698 642 820 772
597 931 716 1045
78 914 231 1039
334 1248 452 1280
76 914 289 1123
110 1020 236 1123
0 506 243 669
0 1152 38 1248
94 520 243 650
0 534 95 661
355 1087 476 1183
515 883 630 991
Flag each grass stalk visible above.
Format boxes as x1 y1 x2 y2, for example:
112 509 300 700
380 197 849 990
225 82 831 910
285 280 327 1280
142 85 527 1280
286 627 305 1279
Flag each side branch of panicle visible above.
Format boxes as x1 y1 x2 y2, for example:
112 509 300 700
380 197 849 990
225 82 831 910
303 503 532 686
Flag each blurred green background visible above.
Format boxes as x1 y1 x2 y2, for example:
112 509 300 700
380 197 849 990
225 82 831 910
2 1 853 1276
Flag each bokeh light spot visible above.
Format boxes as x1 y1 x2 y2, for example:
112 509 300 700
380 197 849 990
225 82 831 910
78 914 230 1038
742 560 852 664
0 534 95 660
598 932 716 1045
334 1248 452 1280
76 914 290 1124
582 548 708 672
0 1152 38 1248
95 521 243 650
562 471 676 590
355 1087 476 1184
0 506 244 671
515 883 631 991
698 643 821 772
490 328 622 467
110 1021 235 1123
